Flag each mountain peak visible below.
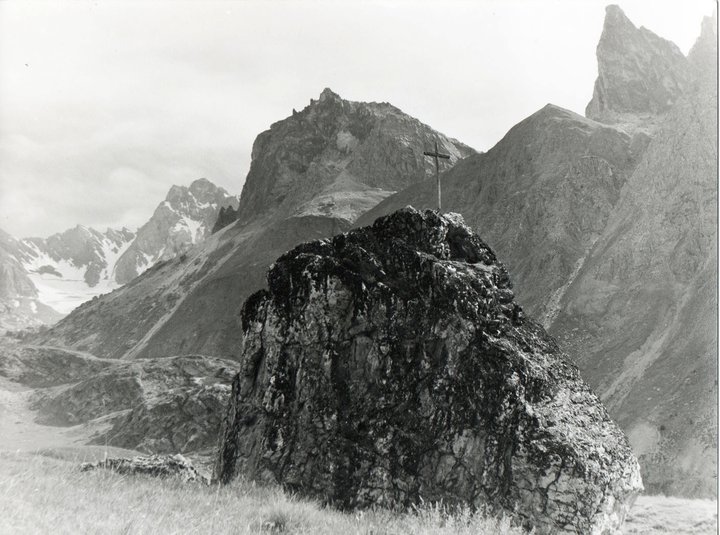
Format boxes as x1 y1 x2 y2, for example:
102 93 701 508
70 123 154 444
604 4 633 27
585 4 691 124
318 87 341 102
236 90 475 225
189 177 213 188
688 11 718 73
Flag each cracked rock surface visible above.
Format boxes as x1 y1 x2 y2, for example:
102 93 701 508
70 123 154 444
215 207 642 534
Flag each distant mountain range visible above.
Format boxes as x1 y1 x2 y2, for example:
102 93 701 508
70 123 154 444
9 3 716 499
0 178 237 326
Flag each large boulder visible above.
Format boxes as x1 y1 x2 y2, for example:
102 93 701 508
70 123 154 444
215 208 642 534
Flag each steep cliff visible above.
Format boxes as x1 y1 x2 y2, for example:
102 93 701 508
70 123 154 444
585 5 691 126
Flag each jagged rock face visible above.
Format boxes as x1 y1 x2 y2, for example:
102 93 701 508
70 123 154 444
0 229 62 332
215 208 642 534
35 91 471 361
236 88 475 226
19 225 135 288
585 5 691 124
689 13 718 77
211 205 239 234
114 178 238 284
0 229 37 299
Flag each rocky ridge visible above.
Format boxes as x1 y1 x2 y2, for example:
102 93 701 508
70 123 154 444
215 208 642 534
19 225 135 289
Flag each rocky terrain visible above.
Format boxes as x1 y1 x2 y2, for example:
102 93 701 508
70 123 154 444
33 89 473 361
0 342 235 457
216 208 642 534
357 6 717 497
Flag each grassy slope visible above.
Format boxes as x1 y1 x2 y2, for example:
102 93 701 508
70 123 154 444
0 451 527 535
1 451 717 534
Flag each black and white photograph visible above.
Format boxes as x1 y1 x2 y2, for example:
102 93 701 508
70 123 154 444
0 0 717 533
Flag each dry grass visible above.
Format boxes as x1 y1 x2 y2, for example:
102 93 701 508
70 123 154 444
0 450 527 535
622 494 717 534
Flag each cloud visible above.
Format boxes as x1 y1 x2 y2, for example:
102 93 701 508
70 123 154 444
0 0 714 237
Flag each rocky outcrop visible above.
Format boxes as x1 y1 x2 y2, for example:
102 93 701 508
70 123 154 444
81 454 208 484
9 352 237 455
236 88 474 227
211 205 239 234
114 178 238 284
215 208 642 534
585 5 691 125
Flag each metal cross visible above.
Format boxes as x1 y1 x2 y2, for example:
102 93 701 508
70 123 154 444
423 140 450 211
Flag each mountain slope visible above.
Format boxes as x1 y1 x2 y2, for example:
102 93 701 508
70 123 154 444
550 10 717 496
35 89 474 361
357 104 643 323
0 229 62 332
356 7 717 497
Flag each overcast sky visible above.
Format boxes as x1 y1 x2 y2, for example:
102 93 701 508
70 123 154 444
0 0 714 238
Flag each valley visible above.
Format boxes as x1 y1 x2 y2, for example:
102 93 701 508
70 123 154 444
0 3 716 534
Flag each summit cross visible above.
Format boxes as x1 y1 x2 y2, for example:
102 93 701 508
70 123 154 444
423 140 450 211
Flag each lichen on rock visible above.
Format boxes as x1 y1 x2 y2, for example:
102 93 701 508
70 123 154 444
215 207 642 534
81 454 208 484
